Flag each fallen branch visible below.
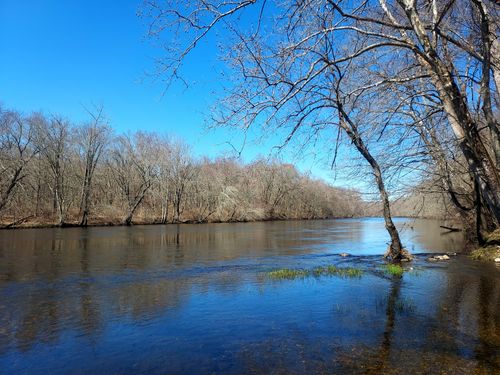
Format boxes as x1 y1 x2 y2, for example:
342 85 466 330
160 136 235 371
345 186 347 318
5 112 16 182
2 215 34 229
439 225 462 232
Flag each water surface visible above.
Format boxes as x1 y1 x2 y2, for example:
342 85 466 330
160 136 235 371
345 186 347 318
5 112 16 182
0 218 498 374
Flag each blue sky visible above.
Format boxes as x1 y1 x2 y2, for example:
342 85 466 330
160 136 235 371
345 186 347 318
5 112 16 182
0 0 358 187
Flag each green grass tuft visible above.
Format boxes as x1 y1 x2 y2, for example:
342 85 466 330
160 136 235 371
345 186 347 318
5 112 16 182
312 265 363 278
267 265 363 280
382 264 404 277
267 268 309 280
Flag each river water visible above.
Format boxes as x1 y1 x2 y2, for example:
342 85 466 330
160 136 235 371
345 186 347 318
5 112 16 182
0 218 498 374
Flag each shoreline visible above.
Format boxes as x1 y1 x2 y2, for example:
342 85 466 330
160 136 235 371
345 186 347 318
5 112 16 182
0 215 356 231
0 215 454 231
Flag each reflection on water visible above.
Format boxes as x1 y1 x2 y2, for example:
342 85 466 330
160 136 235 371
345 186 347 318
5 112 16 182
0 218 498 374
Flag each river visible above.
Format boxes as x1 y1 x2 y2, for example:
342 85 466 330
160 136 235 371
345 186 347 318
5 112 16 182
0 218 498 374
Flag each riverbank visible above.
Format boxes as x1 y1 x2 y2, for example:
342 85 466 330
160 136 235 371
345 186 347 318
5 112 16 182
470 229 500 262
0 214 361 230
0 211 465 231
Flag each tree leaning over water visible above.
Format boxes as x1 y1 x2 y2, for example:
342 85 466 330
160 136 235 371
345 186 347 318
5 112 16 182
143 0 500 252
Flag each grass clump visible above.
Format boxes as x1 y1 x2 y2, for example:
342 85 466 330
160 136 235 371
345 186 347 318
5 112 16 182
267 265 363 280
321 265 363 278
267 268 309 280
382 264 404 277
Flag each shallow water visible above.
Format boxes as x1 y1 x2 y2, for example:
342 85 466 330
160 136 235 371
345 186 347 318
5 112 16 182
0 218 498 374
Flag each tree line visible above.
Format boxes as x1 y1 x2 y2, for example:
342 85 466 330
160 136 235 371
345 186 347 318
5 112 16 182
0 106 367 227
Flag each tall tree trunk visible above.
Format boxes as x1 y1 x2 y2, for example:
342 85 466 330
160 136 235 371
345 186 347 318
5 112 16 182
473 0 500 166
80 176 91 227
56 189 65 227
338 106 407 260
400 0 500 228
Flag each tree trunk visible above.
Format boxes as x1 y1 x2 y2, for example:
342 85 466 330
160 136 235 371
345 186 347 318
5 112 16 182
56 191 65 227
400 0 500 228
337 106 408 261
80 180 91 227
124 187 148 226
421 53 500 227
79 166 91 226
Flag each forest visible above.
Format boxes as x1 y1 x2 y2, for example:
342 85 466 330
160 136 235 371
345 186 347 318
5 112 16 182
0 106 367 227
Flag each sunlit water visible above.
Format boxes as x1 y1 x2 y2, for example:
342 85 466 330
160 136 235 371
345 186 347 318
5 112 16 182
0 218 498 374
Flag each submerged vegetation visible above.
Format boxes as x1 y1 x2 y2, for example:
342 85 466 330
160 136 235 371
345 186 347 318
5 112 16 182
267 265 363 281
375 296 417 314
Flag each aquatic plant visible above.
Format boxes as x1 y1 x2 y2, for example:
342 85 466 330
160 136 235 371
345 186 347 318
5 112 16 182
382 264 404 277
267 268 309 280
267 265 363 280
314 265 363 278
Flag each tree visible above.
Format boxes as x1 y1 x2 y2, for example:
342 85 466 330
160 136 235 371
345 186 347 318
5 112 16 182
0 109 39 219
37 116 75 226
109 132 157 225
169 141 196 223
143 0 417 259
76 106 110 226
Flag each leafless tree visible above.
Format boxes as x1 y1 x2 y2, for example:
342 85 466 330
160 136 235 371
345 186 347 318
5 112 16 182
142 0 421 259
0 109 39 219
76 106 110 226
37 116 75 226
109 132 157 225
169 141 196 223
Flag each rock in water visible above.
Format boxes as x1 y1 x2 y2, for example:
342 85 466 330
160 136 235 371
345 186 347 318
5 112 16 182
427 254 450 262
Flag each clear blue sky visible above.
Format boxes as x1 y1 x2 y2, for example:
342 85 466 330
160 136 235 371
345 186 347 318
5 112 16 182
0 0 358 187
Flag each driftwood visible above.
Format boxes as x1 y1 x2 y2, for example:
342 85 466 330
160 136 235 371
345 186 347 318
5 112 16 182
440 225 462 232
2 215 34 229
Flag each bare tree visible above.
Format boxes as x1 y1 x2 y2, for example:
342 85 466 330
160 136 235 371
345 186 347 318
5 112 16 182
0 109 39 219
76 106 110 226
143 0 418 259
153 136 174 224
109 132 158 225
189 159 221 222
169 141 196 223
37 116 75 226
